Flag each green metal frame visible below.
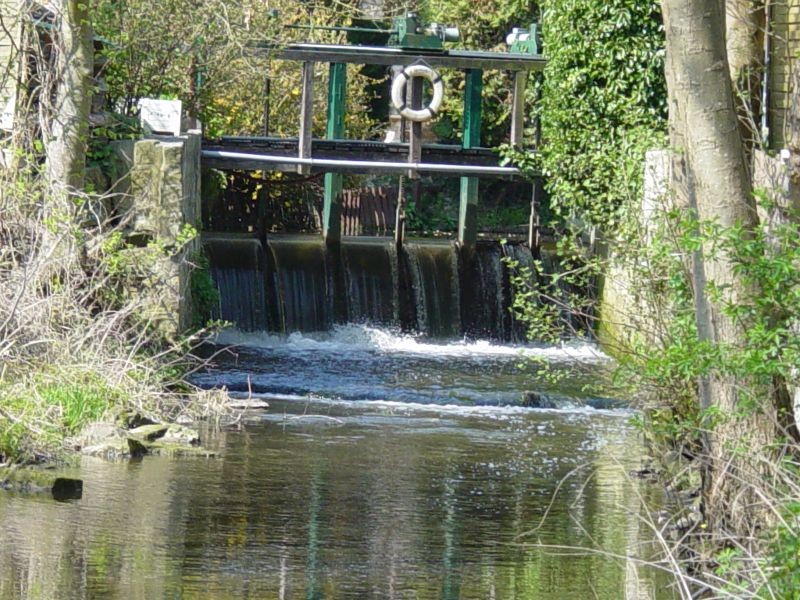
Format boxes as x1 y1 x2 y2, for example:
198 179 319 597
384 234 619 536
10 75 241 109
390 15 443 50
509 24 540 56
458 68 483 247
322 62 347 242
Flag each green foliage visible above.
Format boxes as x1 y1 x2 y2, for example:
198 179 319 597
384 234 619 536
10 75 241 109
0 374 124 463
534 0 667 227
427 0 540 147
402 180 533 233
86 113 142 171
405 189 457 232
503 250 565 345
765 502 800 599
190 251 220 328
479 201 529 231
503 236 598 344
598 196 800 445
93 0 379 139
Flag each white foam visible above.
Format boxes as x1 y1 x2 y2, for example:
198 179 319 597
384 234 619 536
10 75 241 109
230 391 630 419
211 324 609 364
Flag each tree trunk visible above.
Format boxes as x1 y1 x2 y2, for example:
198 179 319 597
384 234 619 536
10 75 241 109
663 0 779 532
45 0 93 199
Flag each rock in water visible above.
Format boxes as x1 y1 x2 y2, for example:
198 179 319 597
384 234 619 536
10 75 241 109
79 422 131 458
0 467 83 500
128 423 169 441
161 424 200 446
127 437 149 458
51 478 83 501
522 391 558 409
78 422 127 446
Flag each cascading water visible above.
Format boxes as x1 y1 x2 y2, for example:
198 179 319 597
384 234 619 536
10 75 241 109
267 235 334 333
502 241 539 341
538 242 580 335
341 237 399 325
203 234 268 331
401 239 462 338
462 242 509 340
203 234 577 340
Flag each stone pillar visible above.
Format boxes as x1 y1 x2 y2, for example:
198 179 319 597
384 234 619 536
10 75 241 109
0 0 24 167
112 131 202 338
598 150 671 354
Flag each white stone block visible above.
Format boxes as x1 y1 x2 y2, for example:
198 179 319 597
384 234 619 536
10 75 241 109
1 96 15 131
139 98 182 136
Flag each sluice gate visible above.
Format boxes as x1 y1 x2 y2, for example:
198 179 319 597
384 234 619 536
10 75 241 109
199 16 555 336
200 16 545 247
202 233 573 340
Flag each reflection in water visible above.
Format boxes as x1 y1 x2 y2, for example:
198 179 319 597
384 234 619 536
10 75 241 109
0 407 672 599
0 328 674 599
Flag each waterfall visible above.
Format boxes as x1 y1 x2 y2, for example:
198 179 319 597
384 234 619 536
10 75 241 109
401 240 461 338
203 234 268 331
202 233 581 340
462 242 509 341
341 237 399 325
502 242 538 341
538 243 579 335
267 235 334 333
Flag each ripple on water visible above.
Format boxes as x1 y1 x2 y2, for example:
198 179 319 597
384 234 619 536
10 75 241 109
0 326 673 599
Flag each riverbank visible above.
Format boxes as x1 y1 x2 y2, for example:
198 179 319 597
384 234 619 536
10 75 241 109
0 163 219 467
0 364 232 466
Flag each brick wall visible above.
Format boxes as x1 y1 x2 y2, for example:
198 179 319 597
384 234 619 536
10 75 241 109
770 1 800 148
0 1 23 132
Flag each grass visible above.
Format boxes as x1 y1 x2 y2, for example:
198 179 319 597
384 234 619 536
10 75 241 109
0 163 230 466
0 372 126 463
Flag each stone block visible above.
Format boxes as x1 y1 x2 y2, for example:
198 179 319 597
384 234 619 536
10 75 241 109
109 133 202 337
599 150 672 355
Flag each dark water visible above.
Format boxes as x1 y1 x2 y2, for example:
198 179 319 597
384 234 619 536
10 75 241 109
0 327 673 599
202 234 567 342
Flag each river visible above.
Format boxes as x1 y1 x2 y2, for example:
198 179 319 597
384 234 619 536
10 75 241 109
0 326 674 599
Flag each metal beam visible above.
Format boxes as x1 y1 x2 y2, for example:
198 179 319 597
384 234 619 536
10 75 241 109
201 149 522 176
459 69 482 247
323 63 346 243
260 43 545 72
205 137 509 166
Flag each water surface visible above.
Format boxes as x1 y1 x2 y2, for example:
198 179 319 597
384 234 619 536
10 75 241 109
0 327 673 599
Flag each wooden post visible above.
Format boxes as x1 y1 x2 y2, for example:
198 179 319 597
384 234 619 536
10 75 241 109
527 182 539 249
510 71 527 148
298 61 315 175
323 62 346 243
458 68 483 247
407 75 423 179
395 175 406 247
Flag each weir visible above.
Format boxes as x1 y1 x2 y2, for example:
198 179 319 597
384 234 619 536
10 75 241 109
198 16 553 337
202 232 572 340
341 237 399 325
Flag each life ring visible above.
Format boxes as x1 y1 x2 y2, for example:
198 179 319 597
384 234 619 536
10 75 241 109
391 64 445 123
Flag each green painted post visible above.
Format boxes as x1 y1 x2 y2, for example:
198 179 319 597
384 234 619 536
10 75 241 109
323 62 347 242
459 68 482 247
